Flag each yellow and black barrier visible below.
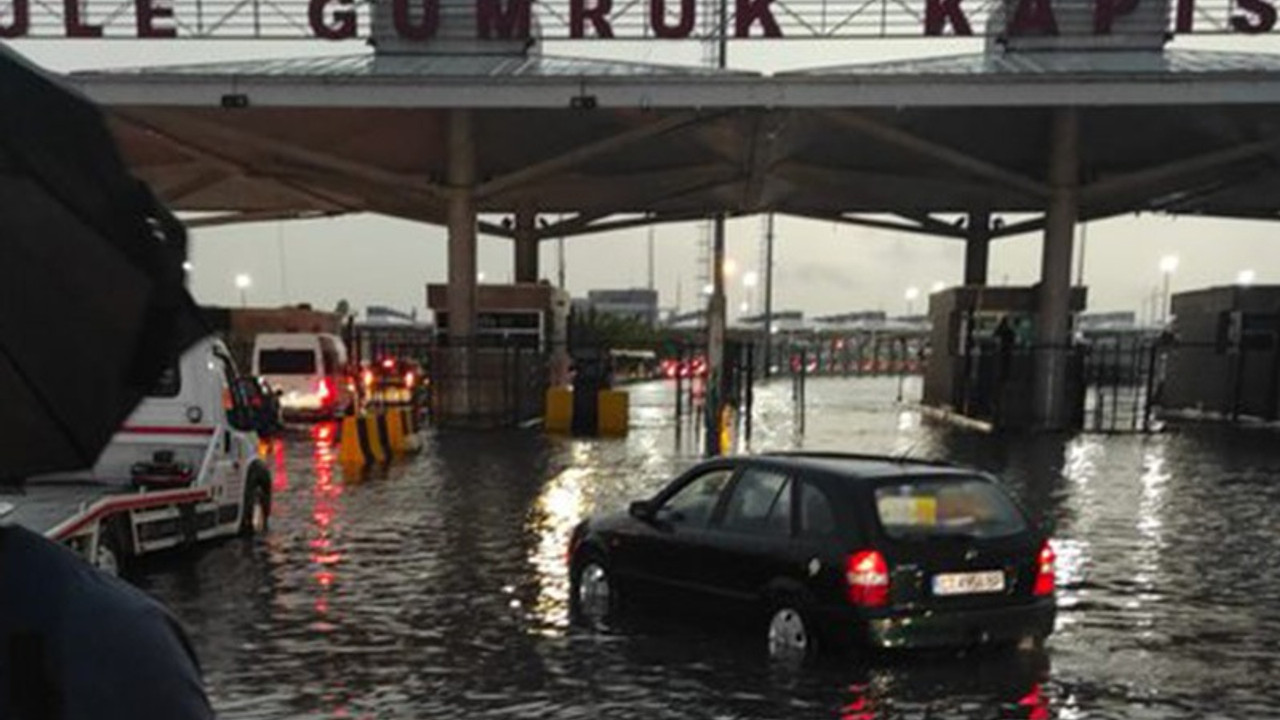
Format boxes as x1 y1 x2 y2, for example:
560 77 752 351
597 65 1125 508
337 408 422 466
543 388 629 437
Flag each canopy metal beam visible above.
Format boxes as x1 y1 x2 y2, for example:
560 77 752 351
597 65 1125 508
183 209 341 228
116 108 446 209
475 111 717 201
822 110 1052 199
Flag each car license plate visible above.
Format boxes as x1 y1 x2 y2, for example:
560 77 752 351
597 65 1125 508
932 571 1005 596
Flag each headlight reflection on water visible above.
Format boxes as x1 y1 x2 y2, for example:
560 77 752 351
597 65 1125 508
527 466 590 634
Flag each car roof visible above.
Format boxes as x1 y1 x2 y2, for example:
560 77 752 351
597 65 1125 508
741 452 982 483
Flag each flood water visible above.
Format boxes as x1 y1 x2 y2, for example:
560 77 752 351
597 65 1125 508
133 377 1280 719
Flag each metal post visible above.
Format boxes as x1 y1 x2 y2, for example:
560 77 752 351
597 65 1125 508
1076 221 1088 287
705 214 727 456
447 109 478 421
1161 271 1171 325
744 342 754 444
964 210 991 286
763 212 775 379
1032 108 1080 431
557 236 566 290
514 206 538 284
647 225 656 291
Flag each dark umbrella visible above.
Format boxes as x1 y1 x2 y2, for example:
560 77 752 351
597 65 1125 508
0 46 206 480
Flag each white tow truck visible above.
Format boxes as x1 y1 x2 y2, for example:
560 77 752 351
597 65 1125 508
0 336 274 575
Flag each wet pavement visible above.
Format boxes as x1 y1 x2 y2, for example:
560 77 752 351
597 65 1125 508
133 377 1280 719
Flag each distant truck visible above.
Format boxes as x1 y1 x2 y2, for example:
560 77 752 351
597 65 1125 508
0 336 274 576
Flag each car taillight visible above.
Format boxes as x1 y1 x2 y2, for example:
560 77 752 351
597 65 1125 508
846 550 890 607
1033 540 1056 596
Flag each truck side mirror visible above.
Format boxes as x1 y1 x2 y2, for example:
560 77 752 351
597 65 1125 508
227 377 261 432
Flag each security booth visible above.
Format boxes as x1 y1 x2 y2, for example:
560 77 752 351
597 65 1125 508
1163 286 1280 422
427 283 570 427
924 286 1087 430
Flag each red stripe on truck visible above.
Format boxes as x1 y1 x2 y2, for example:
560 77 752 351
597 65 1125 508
50 488 212 541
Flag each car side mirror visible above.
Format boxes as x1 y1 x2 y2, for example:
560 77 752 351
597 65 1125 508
629 500 655 521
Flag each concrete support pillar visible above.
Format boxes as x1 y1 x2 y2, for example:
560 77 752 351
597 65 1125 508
964 210 992 286
1032 108 1080 430
447 109 478 342
513 205 538 284
445 109 478 420
705 214 728 456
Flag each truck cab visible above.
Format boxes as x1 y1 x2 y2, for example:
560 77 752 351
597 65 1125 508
2 336 274 575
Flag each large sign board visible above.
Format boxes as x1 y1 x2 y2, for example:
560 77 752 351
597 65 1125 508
0 0 1263 39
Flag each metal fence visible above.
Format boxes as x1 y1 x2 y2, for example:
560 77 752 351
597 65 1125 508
427 344 548 428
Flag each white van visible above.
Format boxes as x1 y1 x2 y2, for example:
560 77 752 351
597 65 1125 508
252 333 356 420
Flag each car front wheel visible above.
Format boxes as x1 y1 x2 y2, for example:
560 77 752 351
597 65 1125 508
571 555 617 629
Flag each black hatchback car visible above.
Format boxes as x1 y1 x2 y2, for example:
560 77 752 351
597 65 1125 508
567 452 1056 659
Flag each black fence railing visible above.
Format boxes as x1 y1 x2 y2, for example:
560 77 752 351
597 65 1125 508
427 344 549 428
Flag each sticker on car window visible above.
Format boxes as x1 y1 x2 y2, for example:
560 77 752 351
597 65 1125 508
878 495 937 526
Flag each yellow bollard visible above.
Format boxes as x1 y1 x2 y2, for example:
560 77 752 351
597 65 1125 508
597 390 630 436
385 408 407 455
366 413 389 464
719 405 735 454
545 387 573 433
337 415 366 466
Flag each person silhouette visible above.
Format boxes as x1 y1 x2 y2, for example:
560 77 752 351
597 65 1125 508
0 521 215 719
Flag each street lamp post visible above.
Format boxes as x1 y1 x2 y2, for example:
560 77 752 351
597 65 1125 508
1159 255 1179 325
234 273 251 308
904 286 920 316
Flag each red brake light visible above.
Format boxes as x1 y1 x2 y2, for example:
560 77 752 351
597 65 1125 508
1033 540 1056 596
846 550 890 607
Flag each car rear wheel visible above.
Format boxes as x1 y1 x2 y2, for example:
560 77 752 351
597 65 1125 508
571 556 617 629
766 601 816 663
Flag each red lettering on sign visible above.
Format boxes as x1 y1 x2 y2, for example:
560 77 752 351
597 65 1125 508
477 0 531 39
308 0 356 38
393 0 438 39
570 0 614 37
735 0 781 37
1176 0 1195 30
1231 0 1276 31
1009 0 1057 35
136 0 176 37
924 0 972 35
0 0 30 36
64 0 102 37
649 0 695 37
1093 0 1138 32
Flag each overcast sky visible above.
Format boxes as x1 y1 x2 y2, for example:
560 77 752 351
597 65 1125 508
10 33 1280 322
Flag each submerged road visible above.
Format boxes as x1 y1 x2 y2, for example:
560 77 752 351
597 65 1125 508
132 377 1280 719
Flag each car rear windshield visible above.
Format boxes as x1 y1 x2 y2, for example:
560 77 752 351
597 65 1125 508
874 478 1026 540
258 349 317 375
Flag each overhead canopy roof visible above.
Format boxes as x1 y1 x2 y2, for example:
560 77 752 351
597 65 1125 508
69 47 1280 240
